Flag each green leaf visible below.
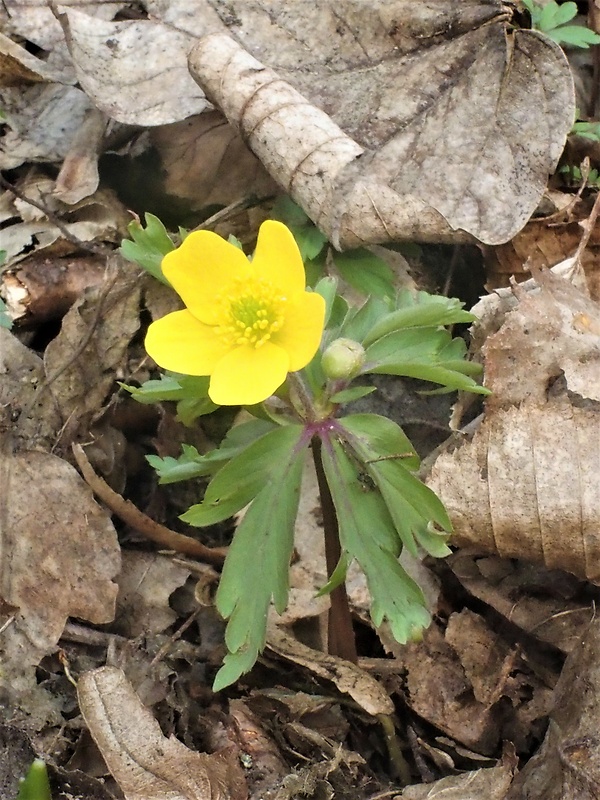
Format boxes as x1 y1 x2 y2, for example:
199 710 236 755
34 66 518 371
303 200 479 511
272 196 328 261
121 373 218 424
339 414 451 557
315 551 349 596
321 438 431 643
0 295 13 329
362 292 475 348
333 248 395 298
182 423 302 526
119 213 176 284
364 328 488 393
339 295 393 343
17 759 52 800
330 385 377 404
148 419 276 484
175 395 219 425
213 437 306 689
548 25 600 47
314 276 339 326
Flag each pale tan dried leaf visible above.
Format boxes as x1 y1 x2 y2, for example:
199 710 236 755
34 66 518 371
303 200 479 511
189 5 574 247
53 107 107 204
3 0 126 51
78 666 247 800
428 264 600 582
0 84 93 169
400 764 514 799
482 267 600 405
266 623 394 717
114 552 191 638
0 438 121 692
0 31 74 85
428 402 600 581
58 8 211 126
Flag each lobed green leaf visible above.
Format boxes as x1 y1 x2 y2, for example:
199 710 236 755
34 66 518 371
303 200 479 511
362 292 475 348
321 439 431 643
182 423 301 527
119 213 176 284
213 433 306 689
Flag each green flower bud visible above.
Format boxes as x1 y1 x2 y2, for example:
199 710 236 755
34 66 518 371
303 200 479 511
321 338 365 380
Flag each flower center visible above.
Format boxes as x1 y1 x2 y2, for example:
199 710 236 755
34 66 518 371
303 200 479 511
215 276 286 348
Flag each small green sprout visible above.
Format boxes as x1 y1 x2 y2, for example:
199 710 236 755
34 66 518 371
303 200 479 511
17 759 52 800
523 0 600 48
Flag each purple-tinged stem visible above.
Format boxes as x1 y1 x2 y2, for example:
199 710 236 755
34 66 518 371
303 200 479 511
311 436 358 664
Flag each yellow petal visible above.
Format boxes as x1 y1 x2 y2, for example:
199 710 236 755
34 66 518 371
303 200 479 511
162 231 251 325
145 310 229 375
208 343 289 406
272 291 326 371
251 220 306 297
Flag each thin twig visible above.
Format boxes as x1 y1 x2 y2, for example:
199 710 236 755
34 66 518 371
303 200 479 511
0 174 109 257
72 443 228 565
188 194 274 234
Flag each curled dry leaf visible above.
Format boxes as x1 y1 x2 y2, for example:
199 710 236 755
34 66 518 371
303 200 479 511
78 666 248 800
0 438 121 695
266 622 394 717
189 2 574 247
427 267 600 582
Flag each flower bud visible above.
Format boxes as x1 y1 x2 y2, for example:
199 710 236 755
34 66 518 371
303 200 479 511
321 338 365 380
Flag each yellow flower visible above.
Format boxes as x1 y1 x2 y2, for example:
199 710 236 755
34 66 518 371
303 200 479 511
145 220 326 406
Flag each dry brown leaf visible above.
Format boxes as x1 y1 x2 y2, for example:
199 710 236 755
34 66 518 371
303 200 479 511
188 2 574 247
266 622 394 717
0 438 121 694
506 618 600 800
427 267 600 582
114 552 191 638
78 666 248 800
0 84 93 169
151 112 277 210
399 763 514 800
449 553 596 656
42 257 141 438
58 7 211 126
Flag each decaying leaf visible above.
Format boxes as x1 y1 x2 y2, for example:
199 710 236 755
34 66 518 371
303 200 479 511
506 618 600 800
427 266 600 582
113 552 191 638
188 2 574 247
78 666 248 800
0 438 121 695
58 7 211 126
266 622 394 717
42 256 141 438
399 762 514 800
151 112 277 210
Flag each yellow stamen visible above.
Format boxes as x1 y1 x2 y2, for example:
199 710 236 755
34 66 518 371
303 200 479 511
215 276 286 348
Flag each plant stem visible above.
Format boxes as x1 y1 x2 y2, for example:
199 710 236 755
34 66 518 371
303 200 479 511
311 437 358 664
